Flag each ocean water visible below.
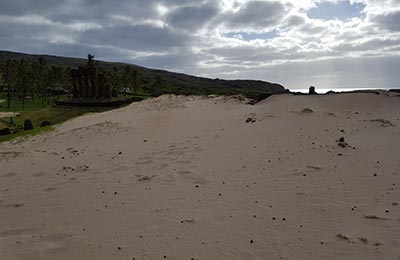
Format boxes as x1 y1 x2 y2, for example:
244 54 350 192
290 87 390 94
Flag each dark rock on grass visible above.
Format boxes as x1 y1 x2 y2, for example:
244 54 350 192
23 120 34 131
40 121 51 128
0 127 11 136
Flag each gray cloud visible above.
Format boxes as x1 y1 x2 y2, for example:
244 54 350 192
0 0 67 15
82 24 190 51
0 0 400 89
284 15 306 28
370 11 400 32
223 1 287 31
166 2 220 30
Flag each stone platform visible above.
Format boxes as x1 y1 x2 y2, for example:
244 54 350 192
55 97 144 107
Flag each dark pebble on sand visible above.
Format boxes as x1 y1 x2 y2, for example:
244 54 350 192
250 239 254 244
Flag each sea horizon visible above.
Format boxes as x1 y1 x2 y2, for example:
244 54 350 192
290 87 391 94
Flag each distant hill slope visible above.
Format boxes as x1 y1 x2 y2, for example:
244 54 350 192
0 50 287 98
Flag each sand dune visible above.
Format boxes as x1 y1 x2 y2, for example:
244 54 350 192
1 93 399 260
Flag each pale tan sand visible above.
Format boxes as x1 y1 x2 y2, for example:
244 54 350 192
0 93 399 260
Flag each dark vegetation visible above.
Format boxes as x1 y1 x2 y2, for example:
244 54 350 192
0 50 287 101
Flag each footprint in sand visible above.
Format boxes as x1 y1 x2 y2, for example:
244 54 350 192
43 187 58 192
3 172 18 178
0 228 36 238
2 203 24 209
177 170 209 184
137 175 157 182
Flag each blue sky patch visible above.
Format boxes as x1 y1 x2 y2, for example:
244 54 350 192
308 0 366 20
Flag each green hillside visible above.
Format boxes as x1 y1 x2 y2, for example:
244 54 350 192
0 50 287 99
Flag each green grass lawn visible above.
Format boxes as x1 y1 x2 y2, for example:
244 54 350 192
0 106 112 142
0 93 69 112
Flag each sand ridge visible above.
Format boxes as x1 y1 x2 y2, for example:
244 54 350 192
0 93 399 260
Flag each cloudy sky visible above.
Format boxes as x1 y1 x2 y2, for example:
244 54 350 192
1 0 400 89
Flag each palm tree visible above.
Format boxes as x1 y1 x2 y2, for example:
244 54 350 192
16 60 30 110
109 67 122 96
2 60 15 110
87 54 95 67
150 75 163 96
131 68 139 94
37 57 47 107
122 66 131 96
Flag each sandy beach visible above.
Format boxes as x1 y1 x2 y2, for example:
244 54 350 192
0 92 399 260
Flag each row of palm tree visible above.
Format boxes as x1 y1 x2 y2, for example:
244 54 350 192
0 58 71 110
0 56 164 110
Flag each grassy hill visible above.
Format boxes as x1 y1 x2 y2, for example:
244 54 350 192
0 50 287 99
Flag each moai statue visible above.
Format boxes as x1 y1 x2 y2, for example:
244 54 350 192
83 68 90 98
309 86 317 95
71 69 79 98
77 67 84 98
88 67 97 98
111 87 118 98
103 72 111 99
70 54 112 101
97 73 105 98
